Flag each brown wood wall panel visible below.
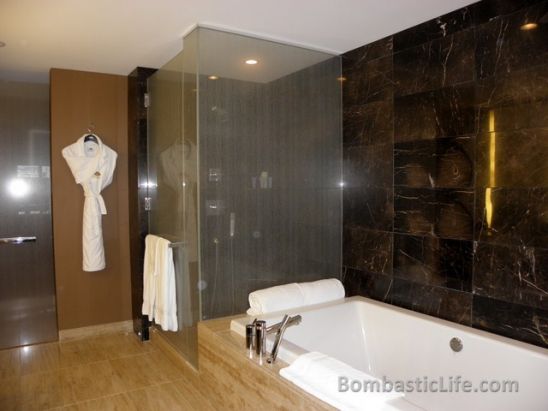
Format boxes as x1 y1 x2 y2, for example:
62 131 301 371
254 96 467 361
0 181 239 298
50 68 131 330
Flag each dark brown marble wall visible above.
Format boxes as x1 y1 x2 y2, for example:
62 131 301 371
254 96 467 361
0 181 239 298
128 66 156 340
342 0 548 348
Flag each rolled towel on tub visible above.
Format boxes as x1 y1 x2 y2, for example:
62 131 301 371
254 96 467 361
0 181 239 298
246 278 344 316
300 278 345 306
280 352 403 411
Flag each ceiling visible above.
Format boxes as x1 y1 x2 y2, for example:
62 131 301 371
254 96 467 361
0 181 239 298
0 0 477 83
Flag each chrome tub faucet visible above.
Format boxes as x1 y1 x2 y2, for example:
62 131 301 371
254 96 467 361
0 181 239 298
246 314 302 364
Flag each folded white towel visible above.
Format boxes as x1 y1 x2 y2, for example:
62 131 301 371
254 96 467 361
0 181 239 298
280 352 403 411
300 278 345 306
141 234 178 332
246 278 345 316
153 237 178 332
142 235 159 318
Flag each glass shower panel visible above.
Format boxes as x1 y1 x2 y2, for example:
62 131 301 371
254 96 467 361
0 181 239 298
147 29 200 367
197 28 342 319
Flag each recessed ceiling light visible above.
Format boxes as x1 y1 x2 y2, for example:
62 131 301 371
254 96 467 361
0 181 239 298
520 22 538 30
208 75 219 80
0 41 6 48
245 59 258 65
337 76 347 82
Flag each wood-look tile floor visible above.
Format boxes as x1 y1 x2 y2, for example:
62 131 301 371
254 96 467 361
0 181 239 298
0 332 215 411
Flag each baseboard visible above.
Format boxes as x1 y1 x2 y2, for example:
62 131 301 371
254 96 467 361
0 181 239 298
58 320 134 341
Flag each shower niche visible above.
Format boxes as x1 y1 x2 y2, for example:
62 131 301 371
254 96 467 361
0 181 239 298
145 27 342 367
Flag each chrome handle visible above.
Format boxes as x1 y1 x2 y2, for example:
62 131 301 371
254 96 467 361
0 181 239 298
0 236 37 245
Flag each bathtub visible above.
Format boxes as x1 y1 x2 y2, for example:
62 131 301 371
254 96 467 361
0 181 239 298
231 296 548 411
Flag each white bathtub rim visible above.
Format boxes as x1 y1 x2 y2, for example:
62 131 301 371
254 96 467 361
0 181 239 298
230 295 548 359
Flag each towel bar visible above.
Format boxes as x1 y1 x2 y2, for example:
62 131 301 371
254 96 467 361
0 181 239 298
168 241 186 248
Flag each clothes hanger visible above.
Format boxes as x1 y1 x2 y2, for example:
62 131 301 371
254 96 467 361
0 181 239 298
84 123 98 144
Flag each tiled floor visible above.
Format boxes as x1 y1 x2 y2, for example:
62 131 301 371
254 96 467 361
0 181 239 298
0 332 215 410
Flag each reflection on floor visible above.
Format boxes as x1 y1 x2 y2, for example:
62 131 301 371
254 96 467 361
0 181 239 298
0 332 214 410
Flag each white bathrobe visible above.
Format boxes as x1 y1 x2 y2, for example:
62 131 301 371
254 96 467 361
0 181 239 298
62 134 117 272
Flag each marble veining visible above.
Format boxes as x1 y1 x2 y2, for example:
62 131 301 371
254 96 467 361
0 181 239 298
475 187 548 248
391 278 472 325
394 29 475 96
393 234 473 292
394 187 474 240
343 0 548 348
343 100 393 146
393 6 474 52
343 55 393 106
474 242 548 310
343 266 393 302
476 128 548 188
395 136 474 188
344 227 393 275
475 1 548 79
343 187 394 232
394 83 477 142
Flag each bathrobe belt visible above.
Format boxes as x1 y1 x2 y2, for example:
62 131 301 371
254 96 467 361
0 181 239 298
84 191 107 215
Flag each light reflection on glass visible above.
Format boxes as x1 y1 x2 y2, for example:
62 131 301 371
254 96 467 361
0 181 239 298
7 178 31 198
140 181 158 189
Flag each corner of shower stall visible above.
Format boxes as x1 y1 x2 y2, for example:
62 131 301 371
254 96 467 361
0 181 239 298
146 26 342 368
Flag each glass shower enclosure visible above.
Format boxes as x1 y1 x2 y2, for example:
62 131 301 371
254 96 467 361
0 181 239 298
147 27 342 367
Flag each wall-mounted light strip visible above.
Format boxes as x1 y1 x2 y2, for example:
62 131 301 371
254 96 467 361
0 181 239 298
485 109 496 230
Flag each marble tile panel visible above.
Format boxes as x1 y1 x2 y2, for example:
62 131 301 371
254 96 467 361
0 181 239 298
394 187 474 240
476 2 548 79
343 187 394 231
0 348 20 380
474 242 548 310
476 128 548 188
343 36 393 66
393 6 474 51
475 187 548 247
343 227 393 274
476 64 548 114
395 136 474 188
394 29 475 96
472 295 548 348
394 84 477 142
343 55 393 106
89 332 156 360
344 143 393 189
393 234 473 291
342 266 393 302
343 99 393 146
19 368 75 410
125 382 193 411
391 278 472 324
0 377 21 411
63 360 126 404
472 0 547 25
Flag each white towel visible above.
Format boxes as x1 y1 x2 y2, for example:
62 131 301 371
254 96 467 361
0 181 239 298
142 235 159 318
300 278 345 306
141 235 178 331
280 352 403 411
246 278 345 316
